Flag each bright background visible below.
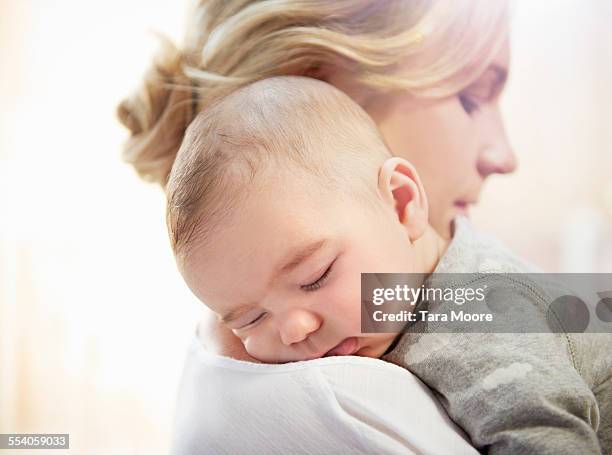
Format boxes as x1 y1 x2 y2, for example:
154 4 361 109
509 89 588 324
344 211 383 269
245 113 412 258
1 1 611 454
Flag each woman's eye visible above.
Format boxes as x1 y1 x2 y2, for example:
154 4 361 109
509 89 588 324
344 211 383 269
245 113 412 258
459 94 479 115
301 261 335 292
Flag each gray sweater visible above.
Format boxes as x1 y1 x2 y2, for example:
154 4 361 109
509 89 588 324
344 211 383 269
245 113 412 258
383 217 612 454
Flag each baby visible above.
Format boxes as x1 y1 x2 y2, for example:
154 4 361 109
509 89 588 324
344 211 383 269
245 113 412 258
166 76 611 453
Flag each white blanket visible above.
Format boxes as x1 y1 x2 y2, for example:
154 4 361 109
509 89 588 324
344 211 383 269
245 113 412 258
170 334 477 454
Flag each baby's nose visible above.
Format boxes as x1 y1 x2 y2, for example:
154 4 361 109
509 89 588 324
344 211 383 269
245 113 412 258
278 309 322 346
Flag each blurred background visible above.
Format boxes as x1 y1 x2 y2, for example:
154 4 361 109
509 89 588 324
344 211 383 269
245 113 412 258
1 0 611 453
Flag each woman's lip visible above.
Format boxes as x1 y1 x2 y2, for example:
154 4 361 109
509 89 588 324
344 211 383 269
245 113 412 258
454 201 475 215
324 337 359 357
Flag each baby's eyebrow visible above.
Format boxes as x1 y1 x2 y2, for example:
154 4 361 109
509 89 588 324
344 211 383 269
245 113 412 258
277 239 328 275
221 304 256 325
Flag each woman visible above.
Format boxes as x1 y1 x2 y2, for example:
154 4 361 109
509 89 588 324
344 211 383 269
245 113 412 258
118 0 516 451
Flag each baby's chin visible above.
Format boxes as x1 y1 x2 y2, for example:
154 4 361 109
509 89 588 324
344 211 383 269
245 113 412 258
354 346 386 359
246 350 307 364
247 350 348 364
246 337 395 364
354 340 399 359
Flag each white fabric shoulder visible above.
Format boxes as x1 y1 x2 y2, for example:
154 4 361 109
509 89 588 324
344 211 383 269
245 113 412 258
170 335 477 455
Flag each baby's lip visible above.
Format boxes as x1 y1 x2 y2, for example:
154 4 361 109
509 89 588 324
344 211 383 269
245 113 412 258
323 337 359 357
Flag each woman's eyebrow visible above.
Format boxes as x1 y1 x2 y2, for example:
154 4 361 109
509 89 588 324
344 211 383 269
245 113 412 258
471 65 508 100
490 64 508 92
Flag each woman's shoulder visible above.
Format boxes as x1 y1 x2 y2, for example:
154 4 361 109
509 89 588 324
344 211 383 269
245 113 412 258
173 329 478 455
439 216 541 274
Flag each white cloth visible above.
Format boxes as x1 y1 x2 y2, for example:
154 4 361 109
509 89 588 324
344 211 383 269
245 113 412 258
170 334 477 455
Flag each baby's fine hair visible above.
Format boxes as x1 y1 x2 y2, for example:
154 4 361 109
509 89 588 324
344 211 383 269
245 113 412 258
166 76 391 264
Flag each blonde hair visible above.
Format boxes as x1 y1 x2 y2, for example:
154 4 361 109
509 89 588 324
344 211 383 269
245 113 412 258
117 0 509 187
166 76 390 263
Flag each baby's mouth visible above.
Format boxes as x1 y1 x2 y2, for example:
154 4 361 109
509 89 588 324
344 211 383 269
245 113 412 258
323 337 359 357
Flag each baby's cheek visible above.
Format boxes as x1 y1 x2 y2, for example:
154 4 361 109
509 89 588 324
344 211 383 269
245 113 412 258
242 331 278 362
242 334 261 356
325 288 362 331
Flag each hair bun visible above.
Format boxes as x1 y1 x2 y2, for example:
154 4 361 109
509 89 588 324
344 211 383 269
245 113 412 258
117 36 194 187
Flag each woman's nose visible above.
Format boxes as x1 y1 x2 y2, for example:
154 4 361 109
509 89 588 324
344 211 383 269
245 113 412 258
476 108 518 178
477 144 517 177
278 309 322 346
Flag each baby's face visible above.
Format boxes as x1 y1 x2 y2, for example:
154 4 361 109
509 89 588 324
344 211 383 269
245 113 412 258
181 173 416 363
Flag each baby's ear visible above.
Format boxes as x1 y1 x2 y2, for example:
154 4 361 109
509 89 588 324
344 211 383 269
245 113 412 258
378 157 429 241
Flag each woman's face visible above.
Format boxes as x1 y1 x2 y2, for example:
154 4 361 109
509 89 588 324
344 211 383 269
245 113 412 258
326 39 516 238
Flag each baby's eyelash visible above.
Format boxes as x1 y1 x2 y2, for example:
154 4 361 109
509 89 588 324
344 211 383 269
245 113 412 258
239 261 336 328
301 261 335 292
243 312 266 328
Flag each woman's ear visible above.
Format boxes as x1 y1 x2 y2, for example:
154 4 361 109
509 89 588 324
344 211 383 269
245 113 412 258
378 157 429 241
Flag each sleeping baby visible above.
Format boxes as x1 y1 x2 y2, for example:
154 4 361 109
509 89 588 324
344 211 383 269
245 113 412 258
165 76 611 453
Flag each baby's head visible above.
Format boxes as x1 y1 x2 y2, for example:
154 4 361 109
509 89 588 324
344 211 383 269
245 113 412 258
167 76 442 363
